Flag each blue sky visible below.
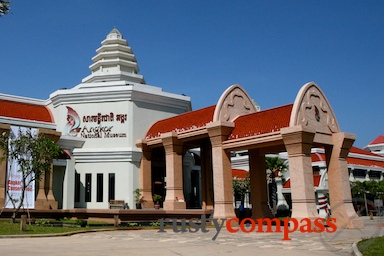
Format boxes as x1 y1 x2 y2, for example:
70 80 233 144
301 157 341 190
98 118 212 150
1 1 383 148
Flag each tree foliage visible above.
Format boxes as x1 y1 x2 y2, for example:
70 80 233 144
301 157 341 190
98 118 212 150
351 180 384 201
0 0 10 16
232 176 250 196
265 156 288 178
0 128 61 221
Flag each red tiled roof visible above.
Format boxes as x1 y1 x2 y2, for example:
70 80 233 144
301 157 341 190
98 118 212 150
283 175 321 188
232 169 249 178
311 147 384 168
347 157 384 168
228 104 293 140
145 105 216 139
0 99 53 123
368 135 384 145
350 146 383 157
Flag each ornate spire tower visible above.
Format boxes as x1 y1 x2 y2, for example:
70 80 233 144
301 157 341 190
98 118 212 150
82 27 145 84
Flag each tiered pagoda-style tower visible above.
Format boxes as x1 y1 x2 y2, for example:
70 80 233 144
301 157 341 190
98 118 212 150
48 27 191 210
82 27 145 84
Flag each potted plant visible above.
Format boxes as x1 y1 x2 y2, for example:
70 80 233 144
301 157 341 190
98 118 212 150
133 188 144 209
153 194 162 209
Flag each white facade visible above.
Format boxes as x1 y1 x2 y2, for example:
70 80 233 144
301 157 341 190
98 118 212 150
48 28 191 209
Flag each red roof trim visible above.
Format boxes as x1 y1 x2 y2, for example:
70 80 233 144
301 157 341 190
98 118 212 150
145 105 216 139
232 169 249 179
347 157 384 168
0 99 53 123
283 175 321 188
369 135 384 145
311 147 384 168
228 104 293 140
350 146 383 157
311 152 324 162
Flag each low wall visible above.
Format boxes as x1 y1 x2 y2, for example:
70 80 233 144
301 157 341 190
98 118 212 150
0 208 213 222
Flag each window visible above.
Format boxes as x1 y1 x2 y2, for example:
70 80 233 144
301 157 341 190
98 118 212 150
97 173 103 202
369 171 381 180
85 173 92 202
109 173 115 201
75 172 80 203
353 169 366 178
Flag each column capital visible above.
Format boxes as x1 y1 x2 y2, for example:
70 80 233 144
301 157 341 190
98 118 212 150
136 139 151 159
161 132 183 155
37 128 61 143
207 121 234 146
281 125 315 155
135 139 147 149
332 132 356 159
0 124 10 133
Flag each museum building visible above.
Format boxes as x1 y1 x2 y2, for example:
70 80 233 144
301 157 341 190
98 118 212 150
1 28 383 229
0 28 191 210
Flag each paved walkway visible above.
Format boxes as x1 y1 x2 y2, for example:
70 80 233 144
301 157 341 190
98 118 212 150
0 217 383 256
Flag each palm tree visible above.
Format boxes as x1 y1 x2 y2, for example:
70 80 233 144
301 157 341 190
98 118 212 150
266 157 288 178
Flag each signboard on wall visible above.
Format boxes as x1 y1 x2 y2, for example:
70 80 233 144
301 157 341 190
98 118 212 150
5 126 36 209
64 106 127 139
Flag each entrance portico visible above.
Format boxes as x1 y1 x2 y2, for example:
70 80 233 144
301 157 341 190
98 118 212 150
137 82 363 229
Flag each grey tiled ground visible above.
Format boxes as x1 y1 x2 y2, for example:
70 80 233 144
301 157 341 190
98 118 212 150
0 217 383 256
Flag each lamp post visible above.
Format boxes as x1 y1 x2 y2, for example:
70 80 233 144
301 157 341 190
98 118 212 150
376 191 384 222
356 190 369 216
364 191 369 217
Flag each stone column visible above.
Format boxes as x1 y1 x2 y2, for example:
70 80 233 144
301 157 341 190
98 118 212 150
161 132 186 210
35 174 50 209
365 170 370 181
349 167 355 181
249 148 274 218
201 140 214 210
327 132 364 228
281 126 318 219
62 158 75 209
136 139 154 208
207 121 236 219
35 129 61 210
45 164 58 209
0 124 10 208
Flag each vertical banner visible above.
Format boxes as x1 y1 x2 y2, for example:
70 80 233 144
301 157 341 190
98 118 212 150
5 126 36 209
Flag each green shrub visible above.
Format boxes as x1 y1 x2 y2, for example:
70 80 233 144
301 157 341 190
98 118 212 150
75 219 87 227
35 218 50 226
150 221 160 227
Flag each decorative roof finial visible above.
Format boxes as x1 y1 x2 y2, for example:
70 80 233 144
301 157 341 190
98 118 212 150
107 27 123 39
